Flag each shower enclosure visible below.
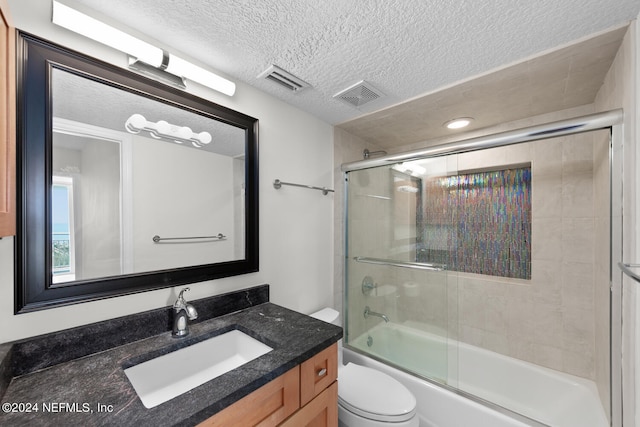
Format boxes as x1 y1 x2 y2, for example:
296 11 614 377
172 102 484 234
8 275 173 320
342 111 623 427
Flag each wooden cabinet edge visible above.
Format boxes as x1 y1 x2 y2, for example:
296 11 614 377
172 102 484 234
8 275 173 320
197 366 300 427
0 0 15 237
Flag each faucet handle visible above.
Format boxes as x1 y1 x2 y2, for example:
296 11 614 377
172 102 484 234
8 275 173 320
185 304 198 320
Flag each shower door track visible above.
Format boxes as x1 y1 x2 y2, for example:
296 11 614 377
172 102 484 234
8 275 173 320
341 109 622 172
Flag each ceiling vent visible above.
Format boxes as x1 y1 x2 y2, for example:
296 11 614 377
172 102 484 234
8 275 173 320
258 65 310 92
333 80 386 108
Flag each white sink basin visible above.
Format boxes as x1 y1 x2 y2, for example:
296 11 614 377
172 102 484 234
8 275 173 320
124 329 273 408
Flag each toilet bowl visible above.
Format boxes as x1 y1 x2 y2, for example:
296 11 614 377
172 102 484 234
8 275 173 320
310 308 419 427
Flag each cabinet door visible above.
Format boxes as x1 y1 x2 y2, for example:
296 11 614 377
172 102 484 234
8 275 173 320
197 366 300 427
0 0 15 237
280 381 338 427
300 343 337 406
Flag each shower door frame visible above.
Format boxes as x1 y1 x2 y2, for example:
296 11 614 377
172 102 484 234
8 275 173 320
341 109 624 426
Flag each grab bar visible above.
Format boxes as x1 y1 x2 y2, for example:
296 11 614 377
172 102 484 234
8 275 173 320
153 233 226 243
354 256 446 271
273 179 334 195
619 262 640 283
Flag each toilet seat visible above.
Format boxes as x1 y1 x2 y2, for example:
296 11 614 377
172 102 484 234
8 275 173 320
338 363 417 423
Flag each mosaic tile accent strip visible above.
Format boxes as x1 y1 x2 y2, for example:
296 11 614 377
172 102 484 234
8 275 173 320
420 166 531 279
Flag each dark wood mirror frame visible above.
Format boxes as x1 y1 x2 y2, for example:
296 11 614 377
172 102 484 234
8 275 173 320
15 32 259 313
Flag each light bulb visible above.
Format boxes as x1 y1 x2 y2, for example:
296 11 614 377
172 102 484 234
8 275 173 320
176 126 192 140
444 117 474 129
125 113 146 133
150 120 170 139
198 132 212 145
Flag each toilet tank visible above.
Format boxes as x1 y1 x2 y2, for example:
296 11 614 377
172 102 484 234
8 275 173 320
309 307 340 325
309 307 343 366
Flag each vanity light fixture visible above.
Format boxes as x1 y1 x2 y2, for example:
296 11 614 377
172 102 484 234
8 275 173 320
51 1 236 96
124 114 212 148
444 117 474 129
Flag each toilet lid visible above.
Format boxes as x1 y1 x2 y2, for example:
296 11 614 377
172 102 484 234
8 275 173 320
338 363 417 423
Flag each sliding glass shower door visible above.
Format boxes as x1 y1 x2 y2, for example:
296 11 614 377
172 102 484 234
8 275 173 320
344 157 456 385
343 123 614 426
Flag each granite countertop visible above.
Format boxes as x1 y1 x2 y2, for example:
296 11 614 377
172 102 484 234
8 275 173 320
0 290 342 426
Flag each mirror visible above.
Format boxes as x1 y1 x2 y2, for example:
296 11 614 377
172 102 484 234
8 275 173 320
16 33 259 313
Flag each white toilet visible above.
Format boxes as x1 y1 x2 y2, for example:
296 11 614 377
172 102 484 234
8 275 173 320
310 308 419 427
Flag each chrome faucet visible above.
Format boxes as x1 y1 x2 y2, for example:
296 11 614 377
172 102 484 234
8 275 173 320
364 306 389 323
172 288 198 337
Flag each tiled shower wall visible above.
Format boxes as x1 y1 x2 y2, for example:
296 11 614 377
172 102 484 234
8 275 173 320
448 131 609 381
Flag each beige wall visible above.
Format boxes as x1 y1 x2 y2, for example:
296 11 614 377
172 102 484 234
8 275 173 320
452 132 608 381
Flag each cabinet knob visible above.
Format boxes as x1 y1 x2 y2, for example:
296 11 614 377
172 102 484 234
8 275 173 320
317 368 327 377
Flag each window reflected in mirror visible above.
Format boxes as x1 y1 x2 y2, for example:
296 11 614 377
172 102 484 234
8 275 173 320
52 176 75 282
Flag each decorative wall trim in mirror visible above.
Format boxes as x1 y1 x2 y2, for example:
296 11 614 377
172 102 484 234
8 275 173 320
15 33 259 313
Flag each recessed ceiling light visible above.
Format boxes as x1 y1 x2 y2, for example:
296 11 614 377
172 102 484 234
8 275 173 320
444 117 474 129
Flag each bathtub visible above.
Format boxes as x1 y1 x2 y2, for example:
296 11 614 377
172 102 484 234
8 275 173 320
344 322 608 427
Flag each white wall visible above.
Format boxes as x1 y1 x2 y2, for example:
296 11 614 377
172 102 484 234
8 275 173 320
74 136 122 280
0 0 334 343
131 134 236 271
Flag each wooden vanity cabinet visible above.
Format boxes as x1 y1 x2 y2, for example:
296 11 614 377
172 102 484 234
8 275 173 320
280 382 337 427
299 343 338 407
0 0 15 237
198 343 338 427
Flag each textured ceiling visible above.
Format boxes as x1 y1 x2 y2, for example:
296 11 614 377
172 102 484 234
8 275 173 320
68 0 640 128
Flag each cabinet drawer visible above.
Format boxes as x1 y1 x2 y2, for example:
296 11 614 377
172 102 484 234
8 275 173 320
198 366 300 427
281 381 338 427
300 343 337 406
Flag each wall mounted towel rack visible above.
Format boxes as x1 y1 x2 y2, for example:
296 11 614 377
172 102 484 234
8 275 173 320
152 233 226 243
619 262 640 283
273 179 334 195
